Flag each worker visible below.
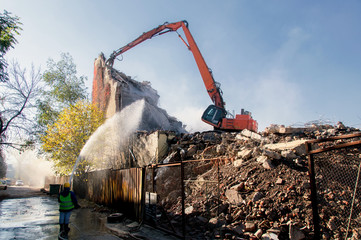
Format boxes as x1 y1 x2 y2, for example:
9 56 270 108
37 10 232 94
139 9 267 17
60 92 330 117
58 182 80 237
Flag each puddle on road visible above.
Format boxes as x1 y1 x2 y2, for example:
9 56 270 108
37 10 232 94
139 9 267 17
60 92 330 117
0 196 58 229
0 196 59 240
0 196 121 240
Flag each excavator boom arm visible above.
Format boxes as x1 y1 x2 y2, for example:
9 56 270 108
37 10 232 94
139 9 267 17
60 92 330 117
106 21 225 109
107 21 183 66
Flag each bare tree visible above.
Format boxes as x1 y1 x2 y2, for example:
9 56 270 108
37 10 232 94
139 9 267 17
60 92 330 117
0 61 42 150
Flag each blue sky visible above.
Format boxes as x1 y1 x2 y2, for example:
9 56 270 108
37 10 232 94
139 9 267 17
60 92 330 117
2 0 361 132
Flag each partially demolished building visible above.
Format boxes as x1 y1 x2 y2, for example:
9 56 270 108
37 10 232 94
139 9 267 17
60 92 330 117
91 54 185 168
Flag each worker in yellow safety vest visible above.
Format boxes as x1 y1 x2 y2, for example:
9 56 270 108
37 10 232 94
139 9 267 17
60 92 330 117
58 182 80 237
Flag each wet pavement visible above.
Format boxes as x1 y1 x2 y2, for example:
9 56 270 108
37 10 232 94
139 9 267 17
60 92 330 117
0 187 181 240
0 196 122 240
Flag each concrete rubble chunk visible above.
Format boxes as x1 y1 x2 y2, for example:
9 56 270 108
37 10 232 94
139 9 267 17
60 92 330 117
245 221 257 232
236 129 263 141
208 217 226 228
262 232 279 240
278 126 306 134
257 155 268 163
216 144 227 155
264 124 282 134
209 217 218 226
327 128 337 136
337 121 346 129
281 150 297 159
186 145 197 158
255 229 263 238
233 159 244 168
264 124 306 134
193 162 213 175
263 149 281 160
263 159 275 169
225 189 244 205
263 140 307 156
185 206 194 215
257 155 275 169
276 178 284 185
237 148 253 159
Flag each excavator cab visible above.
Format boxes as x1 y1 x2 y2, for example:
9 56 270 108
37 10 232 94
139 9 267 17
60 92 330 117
201 105 227 128
202 104 258 132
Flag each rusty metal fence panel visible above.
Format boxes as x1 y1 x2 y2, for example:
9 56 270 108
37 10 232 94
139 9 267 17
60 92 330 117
147 163 183 237
74 167 145 221
144 159 221 238
306 132 361 239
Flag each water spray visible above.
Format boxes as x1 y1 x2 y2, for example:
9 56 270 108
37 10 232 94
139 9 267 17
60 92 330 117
69 99 146 183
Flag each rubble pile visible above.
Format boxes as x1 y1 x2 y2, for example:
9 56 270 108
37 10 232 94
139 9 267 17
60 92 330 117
154 123 360 239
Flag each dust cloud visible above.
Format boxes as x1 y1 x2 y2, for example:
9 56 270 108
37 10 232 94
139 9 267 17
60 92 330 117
7 149 53 187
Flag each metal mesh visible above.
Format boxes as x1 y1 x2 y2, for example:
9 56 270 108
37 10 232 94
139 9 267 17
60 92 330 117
144 165 183 236
313 147 361 239
184 161 219 217
144 160 221 238
183 160 220 239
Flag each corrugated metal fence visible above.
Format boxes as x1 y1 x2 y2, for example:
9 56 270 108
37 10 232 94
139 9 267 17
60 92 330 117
73 168 145 221
70 159 220 238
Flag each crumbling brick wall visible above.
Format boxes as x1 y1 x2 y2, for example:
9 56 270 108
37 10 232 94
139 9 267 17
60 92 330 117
92 54 121 118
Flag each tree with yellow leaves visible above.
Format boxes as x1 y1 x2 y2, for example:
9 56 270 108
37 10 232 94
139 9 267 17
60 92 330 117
41 101 104 175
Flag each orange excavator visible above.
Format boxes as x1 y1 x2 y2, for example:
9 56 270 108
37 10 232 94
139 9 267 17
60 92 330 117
106 20 258 132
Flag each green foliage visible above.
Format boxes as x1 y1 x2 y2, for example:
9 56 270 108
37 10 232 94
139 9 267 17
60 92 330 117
40 101 105 175
36 53 87 133
36 53 92 176
0 10 22 82
42 53 87 106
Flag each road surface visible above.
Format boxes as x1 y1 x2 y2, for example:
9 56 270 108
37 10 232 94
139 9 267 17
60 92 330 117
0 186 122 240
0 185 44 201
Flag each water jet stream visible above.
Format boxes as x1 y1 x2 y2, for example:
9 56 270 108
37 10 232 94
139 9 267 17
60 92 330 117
69 99 145 183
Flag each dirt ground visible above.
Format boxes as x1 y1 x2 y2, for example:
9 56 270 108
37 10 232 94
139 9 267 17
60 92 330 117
0 186 44 201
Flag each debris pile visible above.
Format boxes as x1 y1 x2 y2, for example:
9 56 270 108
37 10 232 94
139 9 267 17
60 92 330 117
153 123 360 239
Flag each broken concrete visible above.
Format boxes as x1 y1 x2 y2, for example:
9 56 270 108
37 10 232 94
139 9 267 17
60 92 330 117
237 148 253 159
263 139 308 156
236 129 263 141
225 189 244 205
